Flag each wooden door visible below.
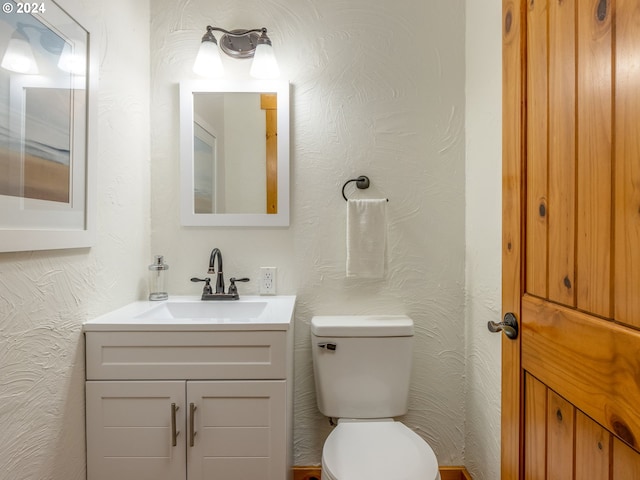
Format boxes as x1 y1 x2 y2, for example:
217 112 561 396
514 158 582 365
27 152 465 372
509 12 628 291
502 0 640 478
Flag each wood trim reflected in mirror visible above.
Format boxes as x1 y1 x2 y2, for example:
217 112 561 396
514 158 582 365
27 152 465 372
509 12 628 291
261 93 277 214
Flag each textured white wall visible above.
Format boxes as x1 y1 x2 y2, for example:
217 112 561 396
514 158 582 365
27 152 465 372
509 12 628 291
0 1 151 479
464 1 503 479
150 0 467 468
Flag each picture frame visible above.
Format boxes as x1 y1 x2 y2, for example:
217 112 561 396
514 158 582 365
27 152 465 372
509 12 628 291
0 0 97 252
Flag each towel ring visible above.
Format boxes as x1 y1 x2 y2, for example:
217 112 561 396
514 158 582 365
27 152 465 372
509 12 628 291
341 175 389 202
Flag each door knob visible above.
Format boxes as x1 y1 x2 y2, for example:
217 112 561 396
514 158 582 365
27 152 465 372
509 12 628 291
488 312 519 340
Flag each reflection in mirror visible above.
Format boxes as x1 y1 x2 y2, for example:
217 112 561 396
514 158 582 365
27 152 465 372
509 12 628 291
194 120 217 213
0 0 88 228
180 80 289 227
193 92 277 215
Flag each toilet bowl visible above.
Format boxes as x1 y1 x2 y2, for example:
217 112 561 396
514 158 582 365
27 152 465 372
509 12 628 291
321 419 440 480
311 315 441 480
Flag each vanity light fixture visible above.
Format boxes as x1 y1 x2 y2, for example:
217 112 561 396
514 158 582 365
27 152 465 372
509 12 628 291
1 30 38 74
1 22 82 75
57 42 86 74
193 26 280 79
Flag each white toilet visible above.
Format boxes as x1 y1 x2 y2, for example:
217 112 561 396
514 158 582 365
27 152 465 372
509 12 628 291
311 315 441 480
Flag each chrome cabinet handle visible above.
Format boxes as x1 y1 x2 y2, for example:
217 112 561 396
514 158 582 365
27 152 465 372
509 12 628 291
189 403 197 447
488 312 519 340
171 403 180 447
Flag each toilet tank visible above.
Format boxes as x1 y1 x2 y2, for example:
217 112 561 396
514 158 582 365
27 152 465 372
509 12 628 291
311 315 414 419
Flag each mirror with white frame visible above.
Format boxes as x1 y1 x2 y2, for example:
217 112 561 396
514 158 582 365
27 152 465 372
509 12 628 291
179 79 289 227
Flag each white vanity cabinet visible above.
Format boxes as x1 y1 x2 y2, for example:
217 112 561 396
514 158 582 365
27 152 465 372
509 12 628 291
86 379 285 480
84 315 294 480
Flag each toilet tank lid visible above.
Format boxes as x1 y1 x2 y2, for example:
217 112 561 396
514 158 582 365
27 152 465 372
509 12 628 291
311 315 414 337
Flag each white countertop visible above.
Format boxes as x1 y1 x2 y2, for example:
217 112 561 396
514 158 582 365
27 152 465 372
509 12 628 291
83 295 296 332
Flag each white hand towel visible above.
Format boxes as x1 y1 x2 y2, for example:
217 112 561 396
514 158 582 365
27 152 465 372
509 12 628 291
346 199 387 278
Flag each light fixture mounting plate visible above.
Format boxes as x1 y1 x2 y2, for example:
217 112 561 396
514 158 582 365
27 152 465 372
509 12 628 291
219 30 260 59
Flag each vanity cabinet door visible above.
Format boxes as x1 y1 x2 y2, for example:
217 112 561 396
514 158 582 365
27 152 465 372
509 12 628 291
186 380 286 480
86 381 187 480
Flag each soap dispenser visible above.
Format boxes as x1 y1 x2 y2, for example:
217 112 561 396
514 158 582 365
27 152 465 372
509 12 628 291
148 255 169 301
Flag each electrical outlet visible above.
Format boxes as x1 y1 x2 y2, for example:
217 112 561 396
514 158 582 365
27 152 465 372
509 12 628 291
260 267 277 295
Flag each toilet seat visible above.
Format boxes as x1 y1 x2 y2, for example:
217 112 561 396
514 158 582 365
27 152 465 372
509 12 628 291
321 419 440 480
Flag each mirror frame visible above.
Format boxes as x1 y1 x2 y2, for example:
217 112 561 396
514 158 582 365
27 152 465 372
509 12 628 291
179 79 290 227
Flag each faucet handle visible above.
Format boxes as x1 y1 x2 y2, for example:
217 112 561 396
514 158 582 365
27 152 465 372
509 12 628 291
190 277 212 294
228 277 250 296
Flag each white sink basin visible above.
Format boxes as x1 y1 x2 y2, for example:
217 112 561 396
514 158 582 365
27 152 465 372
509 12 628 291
83 295 296 332
136 300 268 320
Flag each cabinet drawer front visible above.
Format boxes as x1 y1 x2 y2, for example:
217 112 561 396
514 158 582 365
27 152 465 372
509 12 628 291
86 331 286 380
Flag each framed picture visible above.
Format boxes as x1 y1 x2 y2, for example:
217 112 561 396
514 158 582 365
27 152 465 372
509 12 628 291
0 0 97 252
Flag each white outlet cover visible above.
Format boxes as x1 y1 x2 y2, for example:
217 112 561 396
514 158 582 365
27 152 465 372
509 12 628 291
260 267 277 295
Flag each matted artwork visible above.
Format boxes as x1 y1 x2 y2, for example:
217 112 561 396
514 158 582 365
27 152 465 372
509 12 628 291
0 0 97 252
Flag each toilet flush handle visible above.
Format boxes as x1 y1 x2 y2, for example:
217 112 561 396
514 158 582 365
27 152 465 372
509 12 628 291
318 342 337 351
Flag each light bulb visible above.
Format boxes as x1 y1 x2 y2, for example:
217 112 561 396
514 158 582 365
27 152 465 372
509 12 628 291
193 40 224 78
58 42 85 74
250 43 279 79
1 37 38 74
